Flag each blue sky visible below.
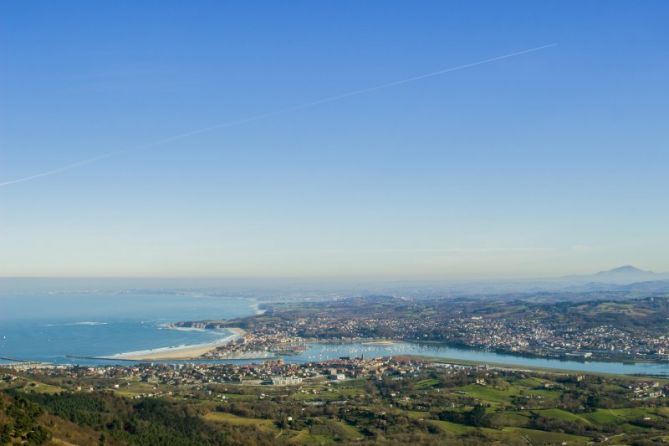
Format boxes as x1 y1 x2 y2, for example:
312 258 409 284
1 1 668 278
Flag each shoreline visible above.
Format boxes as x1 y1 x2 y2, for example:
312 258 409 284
104 327 246 361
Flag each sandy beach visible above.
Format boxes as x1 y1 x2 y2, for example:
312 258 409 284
107 327 246 361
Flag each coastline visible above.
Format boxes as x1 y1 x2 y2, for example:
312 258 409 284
104 327 246 361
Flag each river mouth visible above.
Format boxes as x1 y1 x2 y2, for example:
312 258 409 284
287 341 669 376
6 339 669 377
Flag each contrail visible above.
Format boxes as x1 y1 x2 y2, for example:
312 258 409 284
0 43 556 188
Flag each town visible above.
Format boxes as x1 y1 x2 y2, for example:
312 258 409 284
3 356 427 393
195 294 669 363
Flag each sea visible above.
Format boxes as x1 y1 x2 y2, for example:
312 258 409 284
2 289 669 376
0 291 252 364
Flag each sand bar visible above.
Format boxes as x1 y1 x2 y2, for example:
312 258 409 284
105 327 246 361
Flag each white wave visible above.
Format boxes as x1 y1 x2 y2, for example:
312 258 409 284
157 322 210 332
71 321 108 326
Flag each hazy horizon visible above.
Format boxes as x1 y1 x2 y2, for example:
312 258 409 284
0 263 664 283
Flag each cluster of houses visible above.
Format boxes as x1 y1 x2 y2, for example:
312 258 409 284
3 356 428 390
202 331 305 360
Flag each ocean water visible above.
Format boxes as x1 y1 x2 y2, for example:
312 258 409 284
0 292 255 363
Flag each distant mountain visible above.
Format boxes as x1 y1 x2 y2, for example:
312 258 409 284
597 265 648 274
592 265 660 283
452 266 669 296
561 265 669 285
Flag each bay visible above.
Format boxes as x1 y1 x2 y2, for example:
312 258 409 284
0 292 253 363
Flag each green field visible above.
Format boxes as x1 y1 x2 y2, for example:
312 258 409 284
204 411 276 429
5 361 669 446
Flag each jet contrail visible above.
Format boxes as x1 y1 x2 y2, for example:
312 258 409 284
0 43 556 188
